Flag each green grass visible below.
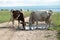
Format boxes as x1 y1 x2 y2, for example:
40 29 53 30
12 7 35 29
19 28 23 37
50 12 60 40
0 11 60 40
0 11 31 23
50 12 60 31
0 11 11 23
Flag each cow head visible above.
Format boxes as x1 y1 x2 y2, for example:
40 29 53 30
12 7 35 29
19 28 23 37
48 10 53 16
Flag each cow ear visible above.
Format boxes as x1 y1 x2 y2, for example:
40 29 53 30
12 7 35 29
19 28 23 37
49 10 53 13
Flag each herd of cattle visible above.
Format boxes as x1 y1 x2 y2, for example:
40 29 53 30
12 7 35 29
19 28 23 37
10 9 53 30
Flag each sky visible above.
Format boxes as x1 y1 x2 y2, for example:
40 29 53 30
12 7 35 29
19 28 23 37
0 0 60 7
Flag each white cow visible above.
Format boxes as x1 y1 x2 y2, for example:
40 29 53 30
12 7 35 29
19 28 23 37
29 10 53 29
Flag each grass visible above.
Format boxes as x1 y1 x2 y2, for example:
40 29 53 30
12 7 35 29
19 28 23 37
0 10 60 40
0 11 11 23
50 12 60 40
50 12 60 31
0 11 31 23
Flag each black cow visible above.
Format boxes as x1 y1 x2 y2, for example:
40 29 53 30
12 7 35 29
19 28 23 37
11 10 25 29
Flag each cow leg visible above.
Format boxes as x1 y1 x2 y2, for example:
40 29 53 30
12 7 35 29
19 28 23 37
29 21 32 27
29 18 33 30
20 18 25 30
12 19 14 28
22 21 25 30
36 21 38 28
32 20 35 26
45 21 48 29
48 19 51 27
36 21 38 26
18 20 20 29
45 20 51 29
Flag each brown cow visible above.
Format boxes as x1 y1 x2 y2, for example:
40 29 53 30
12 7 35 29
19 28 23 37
11 10 25 29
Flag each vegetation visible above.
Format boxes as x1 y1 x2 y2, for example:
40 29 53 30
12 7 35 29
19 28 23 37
0 11 10 23
50 12 60 40
0 10 31 23
0 10 60 40
49 12 60 31
0 11 60 26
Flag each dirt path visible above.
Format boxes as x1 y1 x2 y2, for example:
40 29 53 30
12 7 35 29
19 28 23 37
0 17 57 40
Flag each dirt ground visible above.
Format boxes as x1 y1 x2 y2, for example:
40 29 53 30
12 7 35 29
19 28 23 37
0 17 57 40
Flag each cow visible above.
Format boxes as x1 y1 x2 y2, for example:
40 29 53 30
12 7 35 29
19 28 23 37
10 10 25 30
29 10 53 29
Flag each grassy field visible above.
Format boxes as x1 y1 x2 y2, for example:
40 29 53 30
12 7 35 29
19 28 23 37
0 11 31 23
0 11 10 23
51 12 60 30
0 11 60 27
0 10 60 40
50 12 60 40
